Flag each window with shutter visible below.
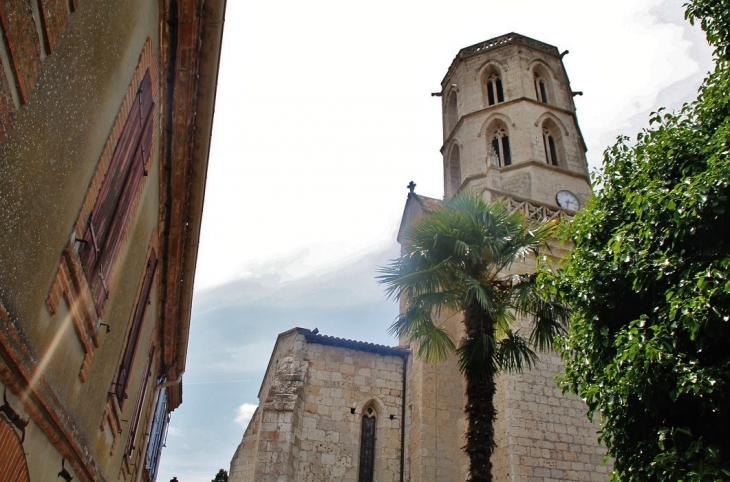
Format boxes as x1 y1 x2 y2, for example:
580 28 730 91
115 249 157 405
145 385 169 481
80 69 154 314
124 347 154 459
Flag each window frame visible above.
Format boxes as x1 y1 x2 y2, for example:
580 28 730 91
490 127 512 167
79 69 155 315
358 405 377 482
115 248 158 406
145 382 169 481
486 74 504 106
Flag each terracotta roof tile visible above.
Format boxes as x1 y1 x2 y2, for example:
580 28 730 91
294 328 409 358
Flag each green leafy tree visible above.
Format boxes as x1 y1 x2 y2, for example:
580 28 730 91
379 191 569 481
554 2 730 479
212 469 228 482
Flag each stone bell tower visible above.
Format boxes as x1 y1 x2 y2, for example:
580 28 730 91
441 33 591 210
402 34 608 481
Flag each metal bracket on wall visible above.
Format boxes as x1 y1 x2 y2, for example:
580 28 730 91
58 458 74 481
0 388 28 442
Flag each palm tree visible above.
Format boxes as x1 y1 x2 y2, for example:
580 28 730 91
379 191 569 482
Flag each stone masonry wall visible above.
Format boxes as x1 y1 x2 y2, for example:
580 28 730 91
230 329 407 482
402 236 610 481
491 247 610 481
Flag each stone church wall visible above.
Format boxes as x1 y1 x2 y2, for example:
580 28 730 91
230 328 408 482
232 33 611 482
490 247 610 481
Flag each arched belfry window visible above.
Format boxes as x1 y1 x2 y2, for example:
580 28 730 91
532 64 552 104
446 91 458 134
542 119 564 167
486 74 504 106
490 125 512 167
448 144 461 196
543 128 558 166
358 405 377 482
482 65 505 107
534 74 548 103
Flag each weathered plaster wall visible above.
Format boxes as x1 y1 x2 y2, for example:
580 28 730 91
0 1 163 480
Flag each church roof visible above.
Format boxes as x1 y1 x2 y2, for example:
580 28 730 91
302 328 410 358
396 192 443 244
257 328 410 399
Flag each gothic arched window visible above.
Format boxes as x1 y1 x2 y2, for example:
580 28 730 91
534 75 548 103
446 91 458 134
543 128 558 166
448 144 461 196
532 64 552 104
486 74 504 106
541 119 564 167
490 126 512 167
482 65 505 107
358 405 377 482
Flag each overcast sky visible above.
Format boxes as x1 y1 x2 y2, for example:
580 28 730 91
157 1 714 480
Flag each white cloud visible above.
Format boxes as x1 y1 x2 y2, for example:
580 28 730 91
193 0 713 292
167 426 184 437
234 403 258 429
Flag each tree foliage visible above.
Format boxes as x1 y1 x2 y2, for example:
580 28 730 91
380 191 569 481
212 469 228 482
554 2 730 479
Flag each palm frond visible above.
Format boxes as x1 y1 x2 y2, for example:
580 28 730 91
387 303 433 340
456 331 498 383
379 189 563 383
415 324 457 363
529 297 570 352
387 291 459 345
496 330 538 373
492 305 516 341
509 273 570 352
377 256 455 301
459 273 498 315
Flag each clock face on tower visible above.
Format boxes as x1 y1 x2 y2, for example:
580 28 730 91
556 190 580 211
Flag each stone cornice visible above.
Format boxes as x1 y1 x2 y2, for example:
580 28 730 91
441 96 584 153
442 33 560 88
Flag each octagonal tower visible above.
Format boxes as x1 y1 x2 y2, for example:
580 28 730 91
441 33 591 211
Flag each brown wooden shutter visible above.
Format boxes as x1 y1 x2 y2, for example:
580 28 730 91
124 347 154 458
80 70 154 313
115 249 157 405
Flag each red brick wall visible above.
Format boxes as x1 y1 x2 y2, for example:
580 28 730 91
39 0 70 53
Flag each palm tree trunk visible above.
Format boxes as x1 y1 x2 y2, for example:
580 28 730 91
465 376 497 481
463 303 497 482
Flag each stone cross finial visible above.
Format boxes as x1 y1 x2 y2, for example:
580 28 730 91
407 181 416 193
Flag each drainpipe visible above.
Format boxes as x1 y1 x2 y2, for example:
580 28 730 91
400 355 407 482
